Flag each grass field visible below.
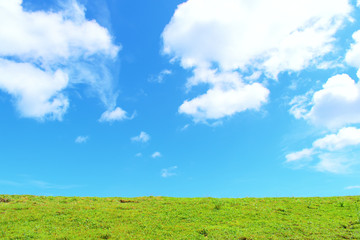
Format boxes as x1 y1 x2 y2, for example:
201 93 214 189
0 195 359 239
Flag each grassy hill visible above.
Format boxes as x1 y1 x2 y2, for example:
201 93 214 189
0 195 359 239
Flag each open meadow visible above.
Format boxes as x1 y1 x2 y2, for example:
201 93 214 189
0 195 359 239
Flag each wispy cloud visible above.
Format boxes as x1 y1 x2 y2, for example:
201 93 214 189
148 69 172 83
0 179 81 190
161 166 177 178
286 148 314 163
0 180 22 186
181 124 190 131
28 180 80 190
345 186 360 190
152 152 162 158
75 136 89 144
131 131 150 143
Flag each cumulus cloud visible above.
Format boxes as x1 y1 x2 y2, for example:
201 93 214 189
346 30 360 68
0 0 119 61
286 127 360 173
162 0 352 121
131 131 150 143
290 74 360 129
99 107 128 122
313 127 360 150
151 152 162 158
178 69 269 121
75 136 89 143
163 0 351 74
0 0 124 120
0 59 69 120
291 26 360 129
287 24 360 174
161 166 178 178
288 73 360 174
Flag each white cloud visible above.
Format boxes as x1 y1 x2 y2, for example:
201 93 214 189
135 153 142 157
161 166 178 178
0 0 122 120
345 185 360 189
316 61 344 70
131 131 150 143
290 74 360 129
28 180 80 189
244 71 262 82
152 152 162 158
163 0 350 74
289 30 360 129
315 153 351 174
290 29 360 129
346 30 360 68
99 107 128 122
0 178 80 189
313 127 360 151
289 92 313 119
286 127 360 173
149 69 172 83
178 68 269 121
179 83 269 121
285 148 313 162
75 135 89 144
181 124 190 131
0 0 119 62
0 59 69 120
162 0 351 121
288 27 360 174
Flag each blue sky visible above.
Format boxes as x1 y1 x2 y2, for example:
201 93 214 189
1 0 360 198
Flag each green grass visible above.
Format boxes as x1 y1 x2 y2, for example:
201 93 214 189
0 195 359 239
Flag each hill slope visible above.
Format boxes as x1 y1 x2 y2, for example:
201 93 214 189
0 195 359 239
